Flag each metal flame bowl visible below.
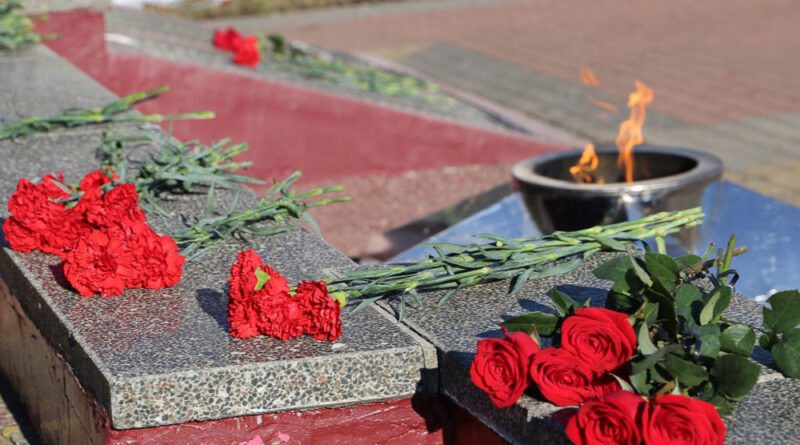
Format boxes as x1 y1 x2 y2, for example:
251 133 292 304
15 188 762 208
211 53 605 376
511 146 723 234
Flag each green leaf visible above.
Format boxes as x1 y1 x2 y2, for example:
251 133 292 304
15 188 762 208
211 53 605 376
664 354 708 387
629 370 653 395
532 257 582 279
638 323 658 355
707 395 736 415
592 255 634 282
605 273 641 312
700 286 732 325
508 267 535 297
675 284 703 309
645 252 680 292
350 295 383 314
594 236 627 251
550 288 579 317
627 247 654 287
711 354 761 400
764 290 800 333
772 328 800 378
643 287 679 337
422 242 470 254
643 302 659 324
499 312 560 337
759 332 778 350
675 254 703 270
254 269 270 291
698 330 722 359
720 324 756 356
608 373 635 392
631 344 684 375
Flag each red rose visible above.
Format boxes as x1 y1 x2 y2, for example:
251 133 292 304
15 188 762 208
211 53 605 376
470 328 540 408
566 390 645 445
62 229 139 297
127 225 185 289
560 307 636 374
213 27 243 52
530 348 621 407
233 36 261 67
643 394 726 445
296 280 341 341
254 290 306 340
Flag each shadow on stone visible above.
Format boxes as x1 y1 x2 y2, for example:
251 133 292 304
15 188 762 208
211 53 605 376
552 284 608 307
196 288 228 330
48 263 71 291
516 299 556 315
410 391 507 444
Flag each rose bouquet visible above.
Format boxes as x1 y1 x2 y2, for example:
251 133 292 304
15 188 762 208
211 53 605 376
470 243 800 444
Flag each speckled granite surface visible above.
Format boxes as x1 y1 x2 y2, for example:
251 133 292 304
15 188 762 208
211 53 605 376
0 45 434 429
380 252 791 444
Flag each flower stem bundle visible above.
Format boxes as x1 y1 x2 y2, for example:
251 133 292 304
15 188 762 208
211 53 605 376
0 86 214 140
170 171 350 261
94 131 349 260
0 0 48 50
97 130 266 213
327 207 705 315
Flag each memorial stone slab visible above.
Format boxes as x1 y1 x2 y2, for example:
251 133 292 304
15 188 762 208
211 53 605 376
0 45 435 431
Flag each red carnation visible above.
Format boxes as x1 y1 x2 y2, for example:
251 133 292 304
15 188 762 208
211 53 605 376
254 290 306 340
127 225 185 289
560 307 637 374
530 348 621 407
62 229 139 297
3 174 81 255
79 169 117 192
566 390 645 445
470 328 540 408
233 36 261 67
643 394 726 445
84 183 146 228
213 27 243 51
227 250 265 338
2 218 40 252
227 250 292 338
296 280 341 341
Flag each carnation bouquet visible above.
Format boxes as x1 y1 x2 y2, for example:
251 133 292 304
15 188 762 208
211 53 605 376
2 88 348 297
469 242 800 444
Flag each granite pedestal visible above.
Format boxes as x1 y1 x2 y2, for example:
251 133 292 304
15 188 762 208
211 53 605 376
0 45 440 443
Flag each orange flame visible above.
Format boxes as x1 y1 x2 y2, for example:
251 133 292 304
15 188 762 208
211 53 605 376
615 80 653 182
580 67 600 86
569 143 603 184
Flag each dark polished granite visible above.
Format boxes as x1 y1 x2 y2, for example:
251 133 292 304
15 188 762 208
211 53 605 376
0 45 435 429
